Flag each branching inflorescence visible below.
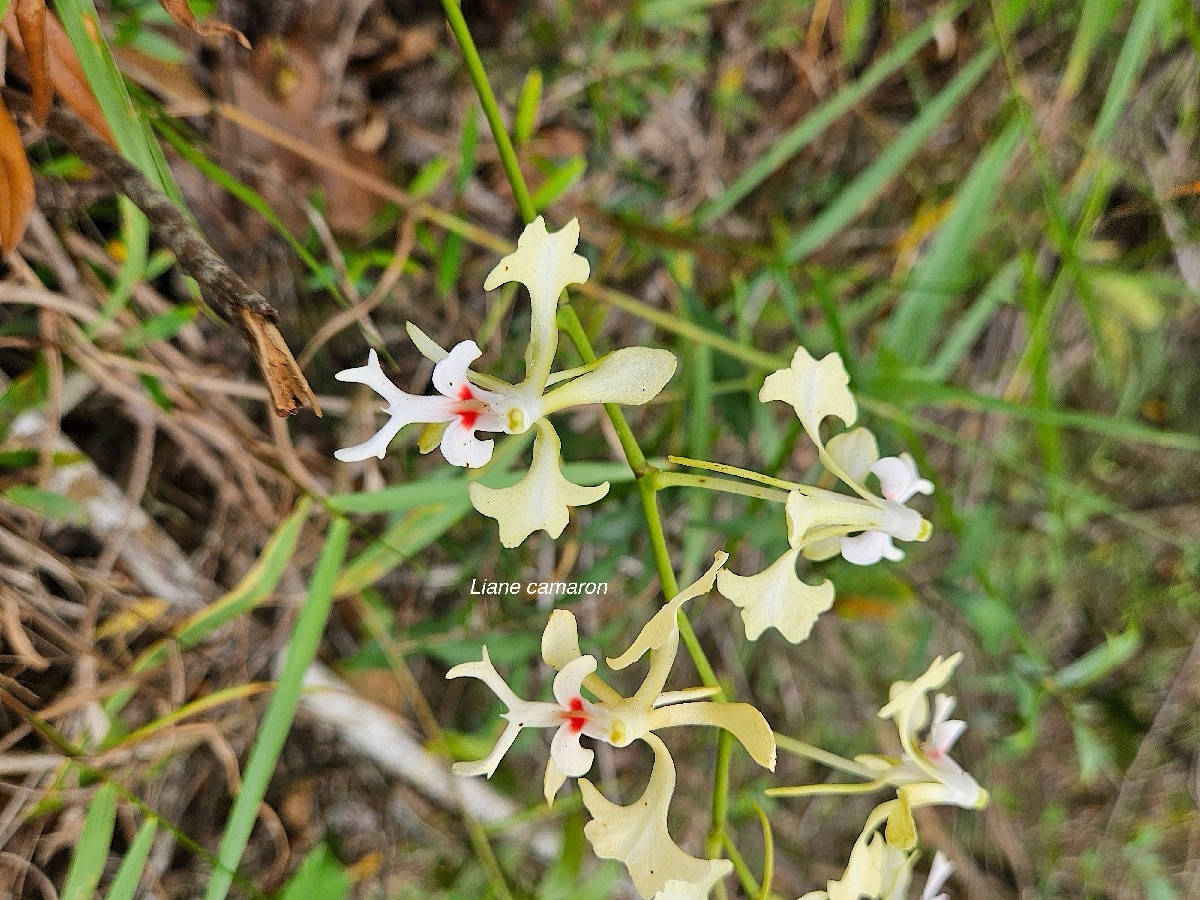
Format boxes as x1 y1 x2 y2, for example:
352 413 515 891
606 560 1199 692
335 218 986 899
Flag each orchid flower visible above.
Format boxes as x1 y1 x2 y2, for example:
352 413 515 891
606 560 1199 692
336 217 677 546
857 653 989 811
448 554 775 898
715 346 934 643
798 831 955 900
769 653 987 816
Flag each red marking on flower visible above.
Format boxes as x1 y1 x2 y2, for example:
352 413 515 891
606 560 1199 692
458 384 475 401
565 696 588 733
459 409 479 428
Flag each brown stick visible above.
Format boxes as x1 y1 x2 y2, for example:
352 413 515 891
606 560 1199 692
2 86 320 417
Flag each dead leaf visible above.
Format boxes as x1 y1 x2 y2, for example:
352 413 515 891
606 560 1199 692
1 589 50 670
0 97 36 251
234 306 322 418
15 0 50 125
155 0 250 48
2 8 116 145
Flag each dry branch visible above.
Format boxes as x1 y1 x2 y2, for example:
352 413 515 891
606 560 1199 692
2 86 320 418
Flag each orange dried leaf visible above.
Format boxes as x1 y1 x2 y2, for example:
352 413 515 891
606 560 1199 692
156 0 249 48
0 97 36 252
1 8 116 145
14 0 50 125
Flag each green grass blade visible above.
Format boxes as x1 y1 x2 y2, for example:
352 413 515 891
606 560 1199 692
1087 0 1170 157
882 118 1023 365
203 516 350 900
784 45 998 263
103 819 158 900
696 0 969 224
923 256 1023 381
867 379 1200 453
61 782 118 900
104 498 311 725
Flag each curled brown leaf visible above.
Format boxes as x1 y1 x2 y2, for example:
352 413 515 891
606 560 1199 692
155 0 250 48
235 307 322 418
0 97 36 251
1 7 116 145
14 0 50 125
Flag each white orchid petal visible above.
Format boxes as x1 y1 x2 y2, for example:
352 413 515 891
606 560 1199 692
484 217 590 391
432 340 483 397
451 720 523 778
405 321 449 362
871 453 935 503
540 347 677 414
334 415 409 462
878 654 963 738
716 547 835 644
840 530 896 566
607 552 727 670
335 349 409 406
823 831 885 900
446 647 524 709
922 852 955 900
826 427 880 486
440 418 496 468
468 421 608 547
550 721 596 778
645 701 776 770
552 655 598 707
786 489 879 548
651 859 734 900
581 734 711 899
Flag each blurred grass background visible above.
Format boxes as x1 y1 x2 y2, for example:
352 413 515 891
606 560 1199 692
0 0 1198 897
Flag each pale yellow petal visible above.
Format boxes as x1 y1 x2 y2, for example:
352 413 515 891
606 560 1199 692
543 757 567 805
541 609 583 670
826 427 880 485
469 421 608 548
652 859 733 899
581 734 711 898
607 552 727 670
716 548 835 643
540 347 677 414
759 346 857 441
645 701 776 770
483 216 590 390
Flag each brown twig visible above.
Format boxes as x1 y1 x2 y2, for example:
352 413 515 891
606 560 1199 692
2 86 320 417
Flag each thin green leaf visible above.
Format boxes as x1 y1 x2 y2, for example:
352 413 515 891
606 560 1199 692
203 516 350 900
866 379 1200 453
513 69 543 147
784 46 998 263
1051 627 1141 690
696 0 969 224
3 484 86 523
61 783 118 900
277 842 350 900
883 119 1023 364
924 256 1023 381
121 303 199 349
103 819 158 900
532 156 586 211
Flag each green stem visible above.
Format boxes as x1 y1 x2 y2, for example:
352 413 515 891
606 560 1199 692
668 455 812 494
722 832 760 898
774 733 878 779
706 729 734 857
656 470 789 504
439 0 536 224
